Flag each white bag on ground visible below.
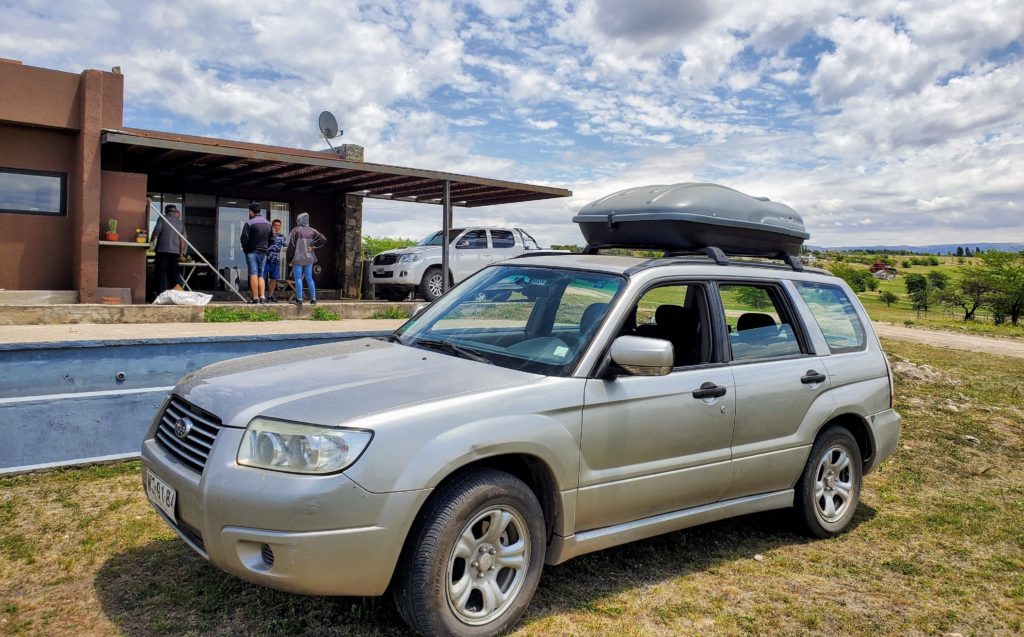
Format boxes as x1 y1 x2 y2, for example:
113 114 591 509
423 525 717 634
153 289 213 305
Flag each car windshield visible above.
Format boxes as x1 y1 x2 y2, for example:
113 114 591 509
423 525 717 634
395 265 625 376
417 229 465 246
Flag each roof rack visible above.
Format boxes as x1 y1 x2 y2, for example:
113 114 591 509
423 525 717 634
581 244 805 271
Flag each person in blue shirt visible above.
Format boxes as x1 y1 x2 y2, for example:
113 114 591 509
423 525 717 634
263 219 288 302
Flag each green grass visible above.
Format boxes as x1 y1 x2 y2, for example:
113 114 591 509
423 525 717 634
370 307 409 320
309 306 340 321
1 342 1022 635
203 307 280 323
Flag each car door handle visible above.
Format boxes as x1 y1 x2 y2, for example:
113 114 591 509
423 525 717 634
692 382 727 399
801 370 827 384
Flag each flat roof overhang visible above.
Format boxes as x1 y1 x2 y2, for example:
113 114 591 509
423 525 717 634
101 128 571 207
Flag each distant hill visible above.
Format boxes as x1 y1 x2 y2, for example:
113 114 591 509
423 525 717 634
811 243 1024 254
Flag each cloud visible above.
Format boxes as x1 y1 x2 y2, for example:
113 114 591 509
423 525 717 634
0 0 1020 249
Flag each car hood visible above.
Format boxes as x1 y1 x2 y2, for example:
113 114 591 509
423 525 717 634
176 338 541 428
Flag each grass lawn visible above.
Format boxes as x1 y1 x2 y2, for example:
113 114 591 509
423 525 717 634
2 340 1022 636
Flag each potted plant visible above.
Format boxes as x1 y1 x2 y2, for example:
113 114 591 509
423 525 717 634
104 219 119 242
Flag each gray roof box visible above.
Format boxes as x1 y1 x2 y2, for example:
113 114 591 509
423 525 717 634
572 183 809 257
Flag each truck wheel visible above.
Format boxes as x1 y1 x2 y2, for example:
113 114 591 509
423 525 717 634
419 267 446 301
393 469 546 637
793 426 862 538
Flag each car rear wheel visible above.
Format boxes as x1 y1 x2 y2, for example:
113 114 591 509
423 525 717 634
393 468 546 637
794 426 862 538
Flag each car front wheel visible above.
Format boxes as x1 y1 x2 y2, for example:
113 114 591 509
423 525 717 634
419 267 446 301
794 426 862 538
393 468 546 637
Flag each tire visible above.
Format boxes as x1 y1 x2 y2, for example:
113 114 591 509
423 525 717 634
794 426 863 538
392 469 546 637
419 267 446 302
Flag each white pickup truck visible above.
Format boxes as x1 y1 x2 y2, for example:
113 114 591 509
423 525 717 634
370 227 542 301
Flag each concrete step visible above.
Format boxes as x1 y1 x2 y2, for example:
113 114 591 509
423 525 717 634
0 301 416 325
0 290 78 305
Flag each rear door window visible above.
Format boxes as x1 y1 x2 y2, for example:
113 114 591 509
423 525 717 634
719 283 805 362
794 281 867 353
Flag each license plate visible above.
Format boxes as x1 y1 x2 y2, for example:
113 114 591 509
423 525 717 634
146 469 177 522
374 270 385 276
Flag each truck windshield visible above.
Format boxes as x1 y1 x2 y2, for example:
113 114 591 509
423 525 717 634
395 265 625 376
417 229 465 246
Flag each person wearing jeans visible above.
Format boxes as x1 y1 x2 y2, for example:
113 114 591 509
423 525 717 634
286 212 326 306
240 203 272 303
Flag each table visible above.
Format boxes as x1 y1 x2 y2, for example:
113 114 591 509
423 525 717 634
179 262 212 291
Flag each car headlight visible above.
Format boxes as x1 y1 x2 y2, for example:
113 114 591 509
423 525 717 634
237 417 372 474
398 253 421 263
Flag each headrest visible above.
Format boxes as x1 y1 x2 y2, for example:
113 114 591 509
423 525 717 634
580 302 608 333
737 312 776 331
655 304 688 326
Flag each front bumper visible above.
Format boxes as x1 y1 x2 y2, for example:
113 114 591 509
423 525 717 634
369 264 422 286
141 426 431 596
865 408 902 473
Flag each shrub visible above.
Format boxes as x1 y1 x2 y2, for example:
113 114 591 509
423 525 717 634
879 291 899 306
372 307 410 319
310 306 340 321
363 236 417 257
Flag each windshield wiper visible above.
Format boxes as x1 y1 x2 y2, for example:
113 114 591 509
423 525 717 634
414 339 493 365
377 334 405 344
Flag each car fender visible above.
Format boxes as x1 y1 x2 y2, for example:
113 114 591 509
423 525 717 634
360 413 580 495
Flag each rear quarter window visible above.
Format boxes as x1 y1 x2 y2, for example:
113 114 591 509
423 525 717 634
794 281 867 354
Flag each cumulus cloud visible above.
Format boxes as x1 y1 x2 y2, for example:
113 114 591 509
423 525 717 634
0 0 1021 247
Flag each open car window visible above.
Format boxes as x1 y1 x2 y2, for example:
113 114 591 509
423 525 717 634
395 265 624 376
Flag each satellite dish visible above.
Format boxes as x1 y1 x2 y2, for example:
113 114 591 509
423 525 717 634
318 111 343 151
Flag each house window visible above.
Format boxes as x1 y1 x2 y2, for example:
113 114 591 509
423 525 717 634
0 168 67 216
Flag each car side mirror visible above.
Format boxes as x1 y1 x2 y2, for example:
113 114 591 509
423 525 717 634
410 303 428 317
456 240 469 249
609 336 673 376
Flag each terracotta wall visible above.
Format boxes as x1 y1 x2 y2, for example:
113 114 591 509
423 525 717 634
97 171 148 303
0 61 125 298
0 124 76 291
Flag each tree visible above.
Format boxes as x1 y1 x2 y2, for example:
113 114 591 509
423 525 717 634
737 286 773 309
926 270 949 290
936 269 991 321
956 246 964 257
965 247 973 257
977 250 1024 325
879 290 899 306
828 263 874 293
904 273 932 315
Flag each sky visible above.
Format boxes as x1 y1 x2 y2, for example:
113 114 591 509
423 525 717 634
1 0 1022 248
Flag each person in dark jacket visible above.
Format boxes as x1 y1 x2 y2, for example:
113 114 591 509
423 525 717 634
240 203 272 303
286 212 326 306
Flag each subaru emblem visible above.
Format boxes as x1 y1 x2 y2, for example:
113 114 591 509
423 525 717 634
174 417 193 439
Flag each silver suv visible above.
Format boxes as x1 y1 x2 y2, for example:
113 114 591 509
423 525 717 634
141 185 900 637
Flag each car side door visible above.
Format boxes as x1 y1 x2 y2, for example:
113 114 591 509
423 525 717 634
488 229 519 264
450 229 491 282
714 279 835 501
576 281 736 532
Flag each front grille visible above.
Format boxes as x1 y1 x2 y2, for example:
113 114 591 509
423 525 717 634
261 544 275 567
374 271 394 278
374 254 399 265
155 396 222 474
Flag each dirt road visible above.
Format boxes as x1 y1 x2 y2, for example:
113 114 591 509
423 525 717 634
873 322 1024 359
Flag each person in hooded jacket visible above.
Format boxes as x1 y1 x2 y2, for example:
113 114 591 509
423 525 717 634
286 212 327 306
